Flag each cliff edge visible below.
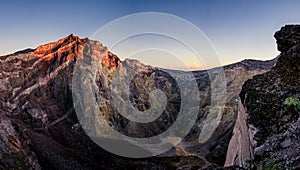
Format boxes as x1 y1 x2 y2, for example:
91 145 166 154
227 25 300 169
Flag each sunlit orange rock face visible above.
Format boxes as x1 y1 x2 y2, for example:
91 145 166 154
32 34 87 61
30 34 120 71
102 51 121 70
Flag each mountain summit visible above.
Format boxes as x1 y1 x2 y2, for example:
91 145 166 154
0 34 276 169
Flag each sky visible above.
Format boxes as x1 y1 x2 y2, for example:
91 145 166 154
1 0 300 69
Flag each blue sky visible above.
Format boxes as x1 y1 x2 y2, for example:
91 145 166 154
1 0 300 69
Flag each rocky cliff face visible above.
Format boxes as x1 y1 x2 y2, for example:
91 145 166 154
231 25 300 169
177 59 275 166
0 34 275 169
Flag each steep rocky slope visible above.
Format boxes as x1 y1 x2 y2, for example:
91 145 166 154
175 58 275 166
228 25 300 169
0 34 275 169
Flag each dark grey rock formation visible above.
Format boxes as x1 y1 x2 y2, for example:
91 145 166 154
237 25 300 169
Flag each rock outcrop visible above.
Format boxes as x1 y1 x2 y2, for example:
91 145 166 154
0 34 276 169
227 25 300 169
224 99 256 168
